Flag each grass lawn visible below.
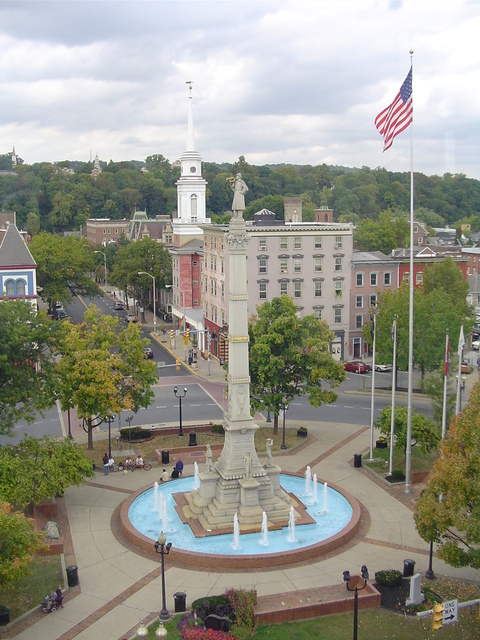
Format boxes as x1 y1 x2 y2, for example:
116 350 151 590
79 425 305 466
363 443 437 479
1 555 63 621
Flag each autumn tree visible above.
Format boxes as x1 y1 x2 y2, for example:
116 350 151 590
0 502 46 588
248 296 346 434
57 306 157 449
0 437 94 507
0 300 61 436
414 380 480 570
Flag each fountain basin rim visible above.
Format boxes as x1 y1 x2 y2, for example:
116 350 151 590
120 472 362 571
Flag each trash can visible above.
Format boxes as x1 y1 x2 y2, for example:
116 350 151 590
403 559 415 577
353 453 362 468
173 592 187 613
188 431 197 447
0 606 10 626
162 450 170 464
66 565 79 587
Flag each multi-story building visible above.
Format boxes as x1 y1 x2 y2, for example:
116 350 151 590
85 218 129 246
392 245 468 287
350 251 397 358
0 221 37 307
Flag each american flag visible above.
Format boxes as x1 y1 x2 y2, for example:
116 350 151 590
375 68 413 151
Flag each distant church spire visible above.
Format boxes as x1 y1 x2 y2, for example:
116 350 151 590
186 81 195 152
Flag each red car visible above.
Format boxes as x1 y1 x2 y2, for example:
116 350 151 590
344 360 371 374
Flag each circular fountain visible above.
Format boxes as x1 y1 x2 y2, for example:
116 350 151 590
120 471 361 570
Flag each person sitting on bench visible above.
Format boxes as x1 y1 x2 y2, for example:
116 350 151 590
171 466 180 479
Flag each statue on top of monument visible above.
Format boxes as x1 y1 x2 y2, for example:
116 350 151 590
228 173 248 218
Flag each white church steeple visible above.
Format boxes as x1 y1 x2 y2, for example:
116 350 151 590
175 82 208 225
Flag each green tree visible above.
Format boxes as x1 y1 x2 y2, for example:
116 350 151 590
57 306 157 449
0 301 61 436
30 233 100 309
375 405 440 454
0 502 47 587
248 296 345 434
414 381 480 570
0 436 94 507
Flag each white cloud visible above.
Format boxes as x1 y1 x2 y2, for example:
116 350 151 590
0 0 478 179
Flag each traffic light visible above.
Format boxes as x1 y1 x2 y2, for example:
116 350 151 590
186 328 190 340
176 358 181 371
170 329 174 340
432 603 443 630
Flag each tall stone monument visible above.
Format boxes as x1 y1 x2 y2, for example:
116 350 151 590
182 175 292 531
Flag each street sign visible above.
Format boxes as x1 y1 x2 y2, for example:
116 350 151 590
443 599 458 625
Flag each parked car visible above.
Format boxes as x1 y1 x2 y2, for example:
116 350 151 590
125 314 138 323
344 360 371 374
375 363 393 372
55 309 68 321
461 359 472 374
472 339 480 350
143 347 154 359
114 301 123 311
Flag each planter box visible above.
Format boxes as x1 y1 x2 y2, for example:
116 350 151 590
376 440 388 449
297 429 308 438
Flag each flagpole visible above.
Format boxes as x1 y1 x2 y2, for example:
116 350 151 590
455 324 465 415
369 311 377 461
404 50 415 495
388 318 397 476
441 329 449 439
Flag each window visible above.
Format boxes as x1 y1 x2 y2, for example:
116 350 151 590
213 306 218 323
315 309 323 320
403 272 410 282
370 294 377 307
314 281 322 297
259 283 267 299
356 273 364 287
16 280 25 295
355 315 363 329
280 237 288 250
280 282 288 296
190 194 198 221
355 295 363 309
416 272 424 285
293 258 302 273
314 236 322 249
103 228 106 234
294 237 302 249
334 257 342 271
414 225 418 233
221 282 225 298
210 278 214 294
214 279 217 296
314 257 322 273
370 273 378 286
210 237 213 249
258 237 267 251
279 258 288 273
334 308 342 324
221 258 224 275
259 258 268 274
335 281 343 297
294 282 302 298
213 256 217 271
192 261 198 267
210 256 214 270
335 236 343 249
384 272 391 286
5 279 15 295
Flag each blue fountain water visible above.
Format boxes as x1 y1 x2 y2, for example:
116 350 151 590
128 474 353 556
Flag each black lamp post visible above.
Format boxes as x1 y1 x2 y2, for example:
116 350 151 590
67 407 73 439
154 531 172 620
343 565 369 640
125 414 134 447
425 540 436 580
173 386 187 436
105 415 115 458
281 398 288 450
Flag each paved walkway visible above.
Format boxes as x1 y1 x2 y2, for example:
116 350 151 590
6 300 480 640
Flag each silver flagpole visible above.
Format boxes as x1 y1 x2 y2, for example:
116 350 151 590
455 325 465 415
369 312 376 461
388 318 397 476
441 330 449 439
405 50 415 495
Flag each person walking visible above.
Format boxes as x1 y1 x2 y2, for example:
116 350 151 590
102 453 109 476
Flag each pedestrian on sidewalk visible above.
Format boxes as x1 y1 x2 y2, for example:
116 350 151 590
102 453 109 476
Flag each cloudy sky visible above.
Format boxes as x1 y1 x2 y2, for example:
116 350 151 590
1 1 479 179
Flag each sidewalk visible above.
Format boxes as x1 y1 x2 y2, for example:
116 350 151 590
5 298 479 639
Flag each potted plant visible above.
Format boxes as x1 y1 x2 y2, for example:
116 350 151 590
297 426 308 438
376 436 388 449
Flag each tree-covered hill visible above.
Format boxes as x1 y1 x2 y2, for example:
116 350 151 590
1 153 479 236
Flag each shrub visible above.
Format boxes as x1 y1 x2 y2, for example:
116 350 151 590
191 595 234 622
211 424 225 434
374 569 403 587
225 588 258 639
119 426 152 441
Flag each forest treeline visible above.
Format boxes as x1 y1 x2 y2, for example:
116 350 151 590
1 152 479 237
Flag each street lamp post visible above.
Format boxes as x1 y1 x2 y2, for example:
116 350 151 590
94 250 107 284
125 414 134 447
105 415 114 458
425 540 436 580
154 531 172 620
281 398 288 450
174 386 187 436
343 566 369 640
138 271 157 335
67 407 73 439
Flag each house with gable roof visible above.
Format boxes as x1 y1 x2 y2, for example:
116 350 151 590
0 222 37 306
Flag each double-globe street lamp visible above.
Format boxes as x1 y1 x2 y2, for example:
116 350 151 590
154 531 173 621
174 386 187 437
138 271 157 335
343 565 369 640
94 250 107 284
136 620 168 639
281 398 289 450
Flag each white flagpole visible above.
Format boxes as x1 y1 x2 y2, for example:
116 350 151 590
388 318 397 476
369 312 377 461
405 50 415 495
455 324 465 415
441 329 449 439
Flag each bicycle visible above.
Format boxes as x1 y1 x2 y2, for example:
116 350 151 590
132 462 152 471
